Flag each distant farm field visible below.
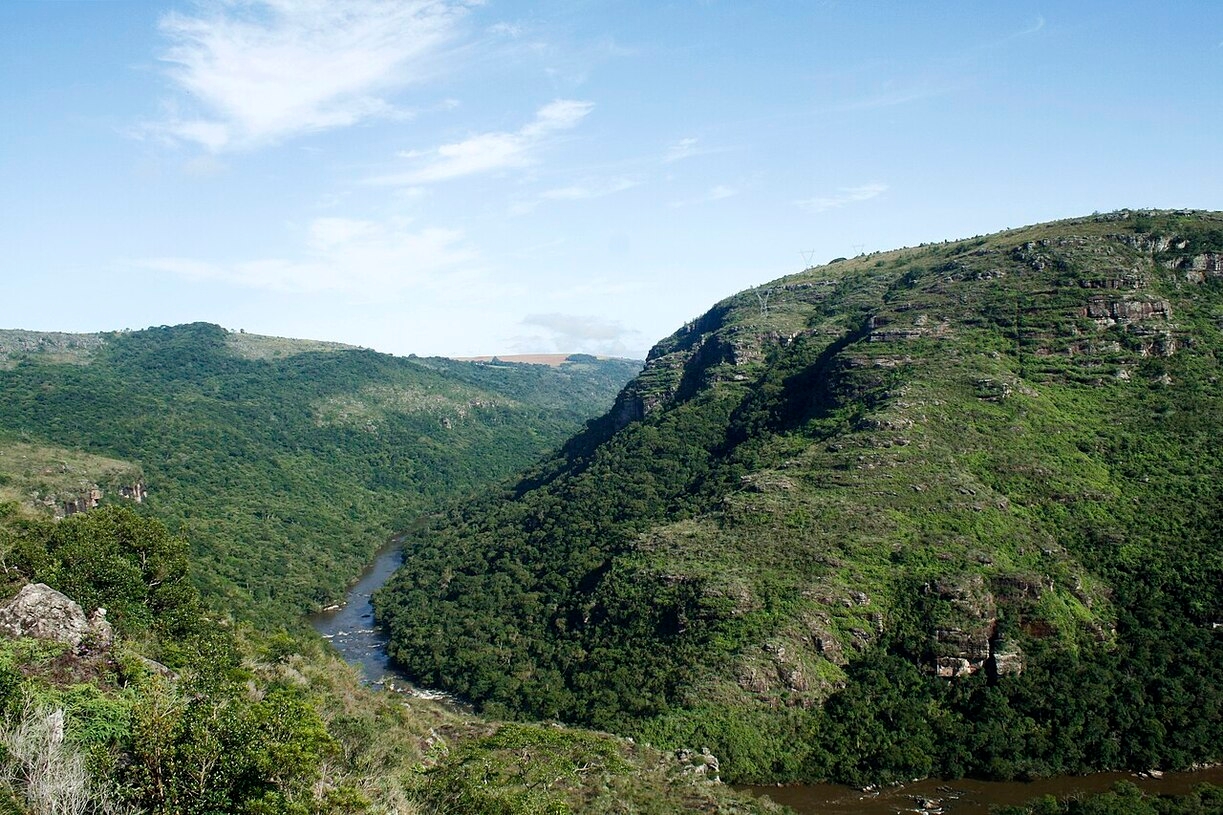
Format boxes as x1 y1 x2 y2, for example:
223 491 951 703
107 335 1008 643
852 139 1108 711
457 354 608 367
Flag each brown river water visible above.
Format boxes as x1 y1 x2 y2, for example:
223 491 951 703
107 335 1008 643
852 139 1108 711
743 766 1223 814
312 542 1222 813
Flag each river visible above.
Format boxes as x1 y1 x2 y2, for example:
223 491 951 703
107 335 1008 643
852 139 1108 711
312 539 1221 814
307 538 455 700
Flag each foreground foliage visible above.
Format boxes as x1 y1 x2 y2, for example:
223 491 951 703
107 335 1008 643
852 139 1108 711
0 505 776 814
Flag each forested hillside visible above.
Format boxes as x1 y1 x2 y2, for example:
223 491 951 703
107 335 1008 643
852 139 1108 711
0 323 640 622
0 324 788 813
377 210 1223 784
0 504 778 814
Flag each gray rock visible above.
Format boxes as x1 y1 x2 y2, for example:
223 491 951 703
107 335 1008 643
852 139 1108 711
0 583 106 647
87 608 114 647
135 654 177 680
991 639 1025 677
675 747 722 782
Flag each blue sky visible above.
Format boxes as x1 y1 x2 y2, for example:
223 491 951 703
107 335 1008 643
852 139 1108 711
1 1 1220 359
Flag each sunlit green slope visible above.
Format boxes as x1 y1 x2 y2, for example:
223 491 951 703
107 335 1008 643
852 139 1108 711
378 210 1223 784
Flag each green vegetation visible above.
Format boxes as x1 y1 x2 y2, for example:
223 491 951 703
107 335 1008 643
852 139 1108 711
0 440 141 517
0 326 779 812
0 504 351 813
997 782 1223 815
0 505 774 813
0 323 639 622
3 212 1221 810
376 210 1223 785
413 721 774 815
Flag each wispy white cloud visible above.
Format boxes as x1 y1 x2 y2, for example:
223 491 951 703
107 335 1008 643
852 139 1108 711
138 216 478 295
796 182 888 213
144 0 476 151
666 137 700 162
487 22 524 38
1021 15 1046 36
181 154 228 177
507 199 541 217
663 136 733 163
505 175 637 218
836 81 961 112
518 312 643 355
372 99 594 185
824 15 1045 118
540 177 640 201
669 184 739 208
960 13 1047 56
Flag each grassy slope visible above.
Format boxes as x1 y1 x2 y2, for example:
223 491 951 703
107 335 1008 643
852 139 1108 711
0 438 141 517
377 210 1223 783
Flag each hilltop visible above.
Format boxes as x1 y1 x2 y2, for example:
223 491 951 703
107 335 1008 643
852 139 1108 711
0 323 641 622
376 210 1223 784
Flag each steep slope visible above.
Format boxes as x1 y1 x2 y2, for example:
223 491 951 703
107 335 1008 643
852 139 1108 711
0 323 640 622
377 210 1223 784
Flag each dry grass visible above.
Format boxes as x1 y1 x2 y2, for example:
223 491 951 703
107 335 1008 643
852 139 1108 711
0 440 140 516
224 331 357 360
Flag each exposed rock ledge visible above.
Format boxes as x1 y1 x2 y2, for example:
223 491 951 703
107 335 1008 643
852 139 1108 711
0 583 112 648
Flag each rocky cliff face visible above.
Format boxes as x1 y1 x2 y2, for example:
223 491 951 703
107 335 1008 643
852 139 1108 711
595 215 1214 693
50 481 145 518
0 440 146 520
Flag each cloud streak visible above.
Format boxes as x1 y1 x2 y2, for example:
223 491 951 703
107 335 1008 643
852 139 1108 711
147 0 475 151
138 216 478 295
540 177 639 201
796 182 887 213
666 137 700 162
372 100 594 184
663 136 733 163
669 184 739 208
520 312 642 354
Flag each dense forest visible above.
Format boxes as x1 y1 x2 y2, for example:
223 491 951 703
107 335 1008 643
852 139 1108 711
0 327 786 813
0 324 639 622
0 214 1220 811
376 210 1223 784
0 505 777 814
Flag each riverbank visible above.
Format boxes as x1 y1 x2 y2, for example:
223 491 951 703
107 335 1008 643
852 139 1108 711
744 765 1223 815
312 542 1221 814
